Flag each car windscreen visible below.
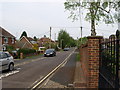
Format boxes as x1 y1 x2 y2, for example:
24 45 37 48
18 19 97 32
45 49 53 53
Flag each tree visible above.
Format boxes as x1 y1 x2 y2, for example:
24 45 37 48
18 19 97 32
64 0 120 36
58 30 76 49
20 31 27 39
33 36 38 41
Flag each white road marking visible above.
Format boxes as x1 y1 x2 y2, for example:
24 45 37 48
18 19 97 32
0 70 19 79
0 57 47 79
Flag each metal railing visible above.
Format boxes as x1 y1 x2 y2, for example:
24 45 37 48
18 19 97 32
99 30 120 89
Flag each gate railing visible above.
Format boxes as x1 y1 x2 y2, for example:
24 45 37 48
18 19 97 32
99 30 120 88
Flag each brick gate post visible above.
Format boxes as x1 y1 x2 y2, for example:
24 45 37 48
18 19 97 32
87 36 103 88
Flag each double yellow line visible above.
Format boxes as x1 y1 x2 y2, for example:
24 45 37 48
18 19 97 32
30 48 76 90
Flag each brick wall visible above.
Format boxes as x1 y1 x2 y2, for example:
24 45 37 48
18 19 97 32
87 36 103 88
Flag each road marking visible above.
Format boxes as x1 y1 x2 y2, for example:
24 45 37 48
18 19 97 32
30 48 76 90
0 70 19 79
28 76 44 88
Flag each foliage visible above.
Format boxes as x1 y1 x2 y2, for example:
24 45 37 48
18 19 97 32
78 37 88 46
58 30 76 49
33 36 38 41
17 48 36 58
64 0 120 36
76 53 80 61
20 31 27 39
33 43 39 51
6 45 15 53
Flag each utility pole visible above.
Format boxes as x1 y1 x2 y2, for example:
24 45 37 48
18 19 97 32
50 27 52 48
54 33 56 41
79 0 82 44
80 26 82 43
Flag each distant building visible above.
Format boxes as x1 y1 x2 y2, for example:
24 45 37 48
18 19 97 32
38 36 55 48
16 36 37 49
0 27 16 51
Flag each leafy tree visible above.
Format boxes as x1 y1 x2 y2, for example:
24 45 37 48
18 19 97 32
58 30 76 49
33 43 39 51
33 36 38 41
20 31 27 39
64 0 120 36
78 37 88 45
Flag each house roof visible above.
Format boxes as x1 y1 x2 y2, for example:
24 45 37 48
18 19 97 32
19 36 33 48
0 27 15 38
39 37 54 42
27 37 34 41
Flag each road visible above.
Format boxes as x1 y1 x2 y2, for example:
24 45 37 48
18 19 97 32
41 51 77 88
1 48 76 89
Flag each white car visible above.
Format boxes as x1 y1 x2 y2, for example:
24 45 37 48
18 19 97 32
0 51 14 71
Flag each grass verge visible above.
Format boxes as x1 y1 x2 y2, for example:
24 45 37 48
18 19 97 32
76 53 80 61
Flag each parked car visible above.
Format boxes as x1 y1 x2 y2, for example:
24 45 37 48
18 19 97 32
0 51 14 71
11 50 18 59
63 48 70 51
44 49 56 57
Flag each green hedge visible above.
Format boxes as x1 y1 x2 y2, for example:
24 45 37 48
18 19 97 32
18 48 36 58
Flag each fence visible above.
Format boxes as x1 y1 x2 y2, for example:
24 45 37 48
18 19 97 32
99 30 120 88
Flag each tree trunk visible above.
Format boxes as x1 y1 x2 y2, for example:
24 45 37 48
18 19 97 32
90 2 96 36
91 18 96 36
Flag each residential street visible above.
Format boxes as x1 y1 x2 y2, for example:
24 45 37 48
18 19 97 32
1 1 119 89
41 51 77 88
2 48 76 89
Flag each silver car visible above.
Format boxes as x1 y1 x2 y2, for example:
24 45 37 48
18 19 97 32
0 51 14 71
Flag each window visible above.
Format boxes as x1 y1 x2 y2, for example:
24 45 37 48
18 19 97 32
12 38 14 44
4 37 8 44
5 53 11 57
2 53 8 58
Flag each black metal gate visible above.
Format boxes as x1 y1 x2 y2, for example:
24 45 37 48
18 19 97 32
99 30 120 89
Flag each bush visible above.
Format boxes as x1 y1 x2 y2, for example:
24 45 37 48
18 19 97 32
76 53 80 61
17 48 36 58
6 45 15 52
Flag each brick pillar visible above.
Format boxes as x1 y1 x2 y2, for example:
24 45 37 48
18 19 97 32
87 36 103 88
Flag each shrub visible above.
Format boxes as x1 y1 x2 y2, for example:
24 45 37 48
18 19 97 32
17 48 36 58
6 45 15 52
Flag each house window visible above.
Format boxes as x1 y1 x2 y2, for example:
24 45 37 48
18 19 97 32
12 38 14 44
4 37 8 44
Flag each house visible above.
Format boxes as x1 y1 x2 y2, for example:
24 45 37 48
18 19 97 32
38 35 55 49
0 27 16 51
16 36 37 49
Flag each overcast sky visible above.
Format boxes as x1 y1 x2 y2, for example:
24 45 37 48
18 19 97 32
0 0 118 40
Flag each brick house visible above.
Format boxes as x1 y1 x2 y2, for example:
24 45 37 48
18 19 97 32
16 36 37 49
38 36 55 48
0 27 16 51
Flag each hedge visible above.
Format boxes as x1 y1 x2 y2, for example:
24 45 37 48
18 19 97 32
18 48 36 58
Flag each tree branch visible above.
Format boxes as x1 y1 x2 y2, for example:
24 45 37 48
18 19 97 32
98 6 110 13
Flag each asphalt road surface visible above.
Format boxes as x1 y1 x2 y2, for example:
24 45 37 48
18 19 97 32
41 51 77 88
1 48 76 89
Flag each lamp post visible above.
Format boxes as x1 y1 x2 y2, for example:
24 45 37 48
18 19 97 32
61 39 63 49
49 27 52 48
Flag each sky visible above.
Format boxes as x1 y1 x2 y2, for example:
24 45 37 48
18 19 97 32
0 0 118 40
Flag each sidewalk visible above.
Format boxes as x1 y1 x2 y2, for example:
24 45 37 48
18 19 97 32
74 61 87 88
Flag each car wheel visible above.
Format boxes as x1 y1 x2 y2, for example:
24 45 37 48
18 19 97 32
9 63 14 71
